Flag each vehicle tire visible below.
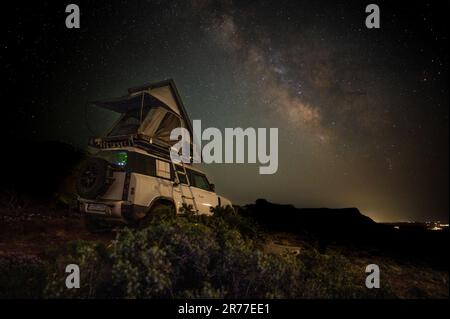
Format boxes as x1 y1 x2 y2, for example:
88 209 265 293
76 158 111 199
138 201 176 228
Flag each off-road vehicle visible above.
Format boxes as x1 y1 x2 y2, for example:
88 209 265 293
77 80 232 228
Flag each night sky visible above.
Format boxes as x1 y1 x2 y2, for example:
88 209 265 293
2 1 448 222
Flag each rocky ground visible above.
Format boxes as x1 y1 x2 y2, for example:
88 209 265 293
0 199 112 257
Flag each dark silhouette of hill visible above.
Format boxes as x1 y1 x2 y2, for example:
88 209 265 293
244 199 449 268
0 140 86 197
247 198 376 230
244 199 381 241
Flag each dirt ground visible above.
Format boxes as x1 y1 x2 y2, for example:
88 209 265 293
0 205 114 257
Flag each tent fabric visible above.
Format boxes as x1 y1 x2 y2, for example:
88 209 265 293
127 79 193 136
107 105 182 146
138 107 168 137
153 111 183 145
146 85 181 116
94 80 192 147
137 106 182 144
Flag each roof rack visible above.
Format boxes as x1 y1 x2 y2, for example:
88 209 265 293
88 134 173 160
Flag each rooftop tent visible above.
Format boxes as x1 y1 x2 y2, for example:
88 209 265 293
92 80 193 147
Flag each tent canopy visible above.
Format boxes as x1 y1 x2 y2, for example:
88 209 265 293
92 80 193 146
93 92 164 114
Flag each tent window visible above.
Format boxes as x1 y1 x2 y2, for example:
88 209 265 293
108 113 141 136
107 96 153 137
155 112 181 137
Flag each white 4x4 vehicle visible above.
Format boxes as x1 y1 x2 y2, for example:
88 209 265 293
76 80 232 228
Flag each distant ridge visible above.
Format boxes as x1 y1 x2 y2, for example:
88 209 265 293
245 198 376 232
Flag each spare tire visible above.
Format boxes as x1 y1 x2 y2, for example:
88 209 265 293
76 157 111 199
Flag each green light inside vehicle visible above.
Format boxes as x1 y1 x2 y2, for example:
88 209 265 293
115 151 128 166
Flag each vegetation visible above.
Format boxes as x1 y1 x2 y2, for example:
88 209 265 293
35 206 393 298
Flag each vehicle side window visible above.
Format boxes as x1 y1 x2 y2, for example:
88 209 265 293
191 172 211 191
156 160 171 179
128 152 156 176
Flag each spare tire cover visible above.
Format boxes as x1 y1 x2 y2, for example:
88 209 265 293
76 157 110 199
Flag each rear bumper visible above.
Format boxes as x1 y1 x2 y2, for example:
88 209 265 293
78 198 150 225
78 198 131 223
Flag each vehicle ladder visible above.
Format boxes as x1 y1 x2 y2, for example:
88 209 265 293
170 157 199 214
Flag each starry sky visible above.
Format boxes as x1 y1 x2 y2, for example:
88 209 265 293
1 1 448 222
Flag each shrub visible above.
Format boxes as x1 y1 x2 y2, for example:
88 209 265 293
44 241 110 298
191 205 261 241
111 213 299 298
112 219 217 298
296 248 395 298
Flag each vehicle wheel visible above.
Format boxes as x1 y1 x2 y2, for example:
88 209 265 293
76 158 111 199
138 201 176 228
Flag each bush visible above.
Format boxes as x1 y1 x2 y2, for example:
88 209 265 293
44 241 111 298
296 248 394 298
112 219 216 298
111 214 300 298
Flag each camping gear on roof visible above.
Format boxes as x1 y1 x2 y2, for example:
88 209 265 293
92 79 193 149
